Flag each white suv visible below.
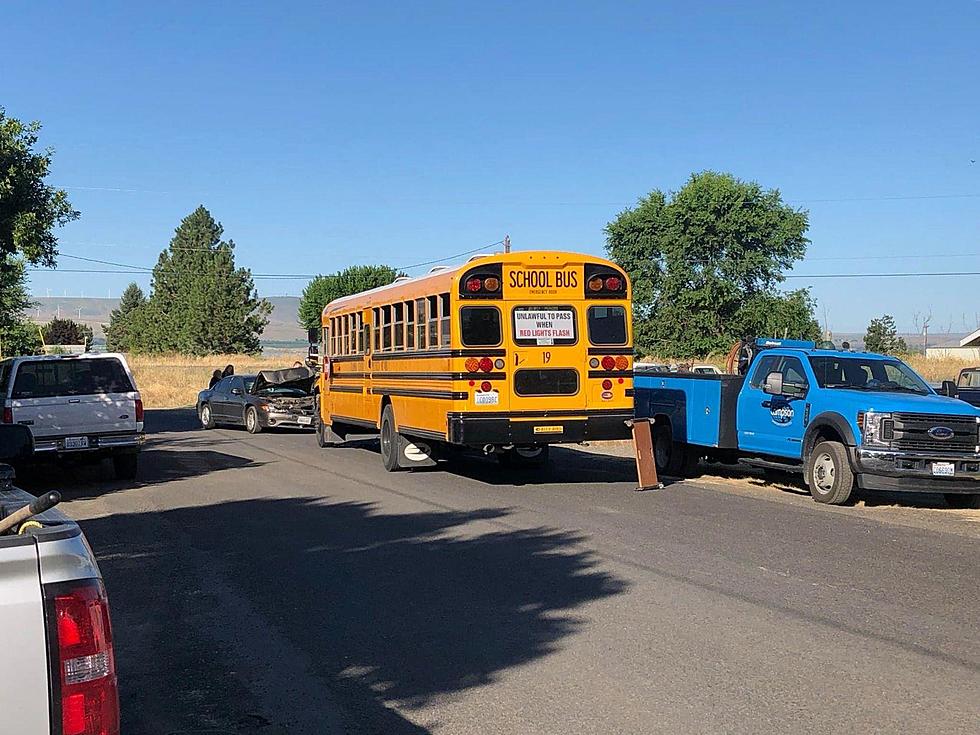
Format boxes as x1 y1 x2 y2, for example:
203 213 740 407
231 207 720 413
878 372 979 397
0 353 144 479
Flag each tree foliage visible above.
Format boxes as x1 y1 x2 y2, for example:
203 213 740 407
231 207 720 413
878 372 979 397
605 171 816 358
103 283 146 352
0 108 79 267
299 265 401 330
0 109 76 357
129 207 271 355
43 317 93 346
864 314 908 355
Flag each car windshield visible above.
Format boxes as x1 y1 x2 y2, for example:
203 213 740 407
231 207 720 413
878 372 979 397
808 356 931 395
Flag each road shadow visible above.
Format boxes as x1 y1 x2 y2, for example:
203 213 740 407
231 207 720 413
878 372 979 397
81 497 627 734
699 462 968 509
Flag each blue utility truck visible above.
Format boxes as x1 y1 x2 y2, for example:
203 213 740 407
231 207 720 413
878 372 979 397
634 339 980 507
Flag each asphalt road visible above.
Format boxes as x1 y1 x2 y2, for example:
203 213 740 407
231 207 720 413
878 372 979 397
20 409 980 734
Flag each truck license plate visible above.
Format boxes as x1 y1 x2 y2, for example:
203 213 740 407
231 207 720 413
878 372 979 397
932 462 955 477
297 416 313 426
64 436 89 450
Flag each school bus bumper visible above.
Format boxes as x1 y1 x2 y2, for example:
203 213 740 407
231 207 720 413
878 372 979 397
447 409 633 446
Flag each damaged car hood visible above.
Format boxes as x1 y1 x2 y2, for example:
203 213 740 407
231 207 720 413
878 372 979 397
252 366 316 396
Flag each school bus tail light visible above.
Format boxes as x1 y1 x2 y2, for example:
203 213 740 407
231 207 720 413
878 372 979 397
615 355 630 371
587 276 604 292
480 381 492 392
479 357 494 373
466 277 483 293
465 358 481 372
604 276 623 291
601 356 616 371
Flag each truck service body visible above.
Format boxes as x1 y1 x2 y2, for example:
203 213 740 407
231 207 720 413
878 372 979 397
635 339 980 505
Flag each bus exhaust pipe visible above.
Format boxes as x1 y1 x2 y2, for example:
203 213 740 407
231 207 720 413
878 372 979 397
483 444 496 455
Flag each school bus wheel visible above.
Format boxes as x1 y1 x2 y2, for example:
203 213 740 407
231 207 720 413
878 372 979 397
380 404 401 472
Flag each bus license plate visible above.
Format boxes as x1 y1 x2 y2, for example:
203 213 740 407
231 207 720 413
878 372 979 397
932 462 955 477
534 425 563 435
64 436 89 450
297 416 313 426
475 391 499 405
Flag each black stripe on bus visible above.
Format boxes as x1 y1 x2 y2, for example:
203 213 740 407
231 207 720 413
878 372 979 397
587 370 633 379
329 355 366 363
625 388 635 397
371 387 468 400
329 385 363 394
400 426 448 442
369 348 508 361
587 347 633 355
332 416 378 430
448 408 628 419
332 372 368 379
371 349 454 361
373 372 507 381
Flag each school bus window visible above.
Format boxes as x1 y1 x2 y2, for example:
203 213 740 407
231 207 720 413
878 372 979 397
393 302 405 350
461 307 502 347
515 368 580 396
439 293 451 347
427 295 438 348
415 298 426 349
373 308 381 352
381 305 392 351
406 300 416 349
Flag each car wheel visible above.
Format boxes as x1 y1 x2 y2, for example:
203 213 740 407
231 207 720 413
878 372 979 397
199 403 215 429
245 406 262 434
113 454 139 481
805 441 854 505
380 404 400 472
944 493 980 509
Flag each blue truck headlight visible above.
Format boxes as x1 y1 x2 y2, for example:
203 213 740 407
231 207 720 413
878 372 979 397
860 411 893 447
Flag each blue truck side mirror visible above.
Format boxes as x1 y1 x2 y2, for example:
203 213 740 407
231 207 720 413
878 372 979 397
763 371 784 396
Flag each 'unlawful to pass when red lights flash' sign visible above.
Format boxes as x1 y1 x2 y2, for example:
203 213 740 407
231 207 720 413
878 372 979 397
514 310 575 344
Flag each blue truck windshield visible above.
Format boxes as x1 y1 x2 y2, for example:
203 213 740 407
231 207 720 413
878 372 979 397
808 356 930 395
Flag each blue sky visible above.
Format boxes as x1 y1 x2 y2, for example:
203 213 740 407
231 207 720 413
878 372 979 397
4 0 978 334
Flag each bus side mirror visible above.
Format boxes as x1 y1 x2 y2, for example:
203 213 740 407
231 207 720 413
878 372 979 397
763 371 784 396
307 327 319 344
940 380 958 397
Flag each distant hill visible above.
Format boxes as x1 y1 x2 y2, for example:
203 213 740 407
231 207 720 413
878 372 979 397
27 296 304 346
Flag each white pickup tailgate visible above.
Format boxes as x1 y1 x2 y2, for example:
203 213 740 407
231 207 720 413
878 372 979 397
0 539 51 733
7 356 140 439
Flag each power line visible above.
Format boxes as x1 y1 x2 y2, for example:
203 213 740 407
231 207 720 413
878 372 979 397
786 271 980 279
395 241 504 271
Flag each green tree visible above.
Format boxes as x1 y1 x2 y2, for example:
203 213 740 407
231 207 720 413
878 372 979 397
0 108 78 354
135 206 271 355
0 108 79 267
103 282 146 352
298 265 401 330
864 314 908 355
43 317 93 346
605 171 813 358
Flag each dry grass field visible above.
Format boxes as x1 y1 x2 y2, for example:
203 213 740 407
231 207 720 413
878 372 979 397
129 353 305 408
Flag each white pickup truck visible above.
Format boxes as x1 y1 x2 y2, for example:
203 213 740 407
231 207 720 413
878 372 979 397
0 353 144 479
0 425 120 734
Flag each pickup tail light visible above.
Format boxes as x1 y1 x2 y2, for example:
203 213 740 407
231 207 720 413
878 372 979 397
134 398 144 423
2 406 11 424
45 580 120 735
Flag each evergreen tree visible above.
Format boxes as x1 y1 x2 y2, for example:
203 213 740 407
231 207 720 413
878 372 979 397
298 265 401 330
43 317 93 346
864 314 909 354
103 282 146 352
137 206 271 355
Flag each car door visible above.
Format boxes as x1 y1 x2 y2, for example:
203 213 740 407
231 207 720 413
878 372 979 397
736 353 810 459
209 377 236 421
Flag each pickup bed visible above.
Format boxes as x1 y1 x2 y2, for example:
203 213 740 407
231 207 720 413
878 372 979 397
939 366 980 409
0 426 119 734
635 338 980 507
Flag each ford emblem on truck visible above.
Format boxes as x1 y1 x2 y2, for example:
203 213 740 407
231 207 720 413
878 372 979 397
927 426 955 440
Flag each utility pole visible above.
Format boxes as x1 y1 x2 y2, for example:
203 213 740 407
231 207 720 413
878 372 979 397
504 234 511 253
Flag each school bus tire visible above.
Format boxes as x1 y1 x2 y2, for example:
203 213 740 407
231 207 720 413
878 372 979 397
498 445 550 468
380 404 401 472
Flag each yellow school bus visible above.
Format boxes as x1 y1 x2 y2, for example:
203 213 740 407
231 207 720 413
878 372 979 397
315 250 633 470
